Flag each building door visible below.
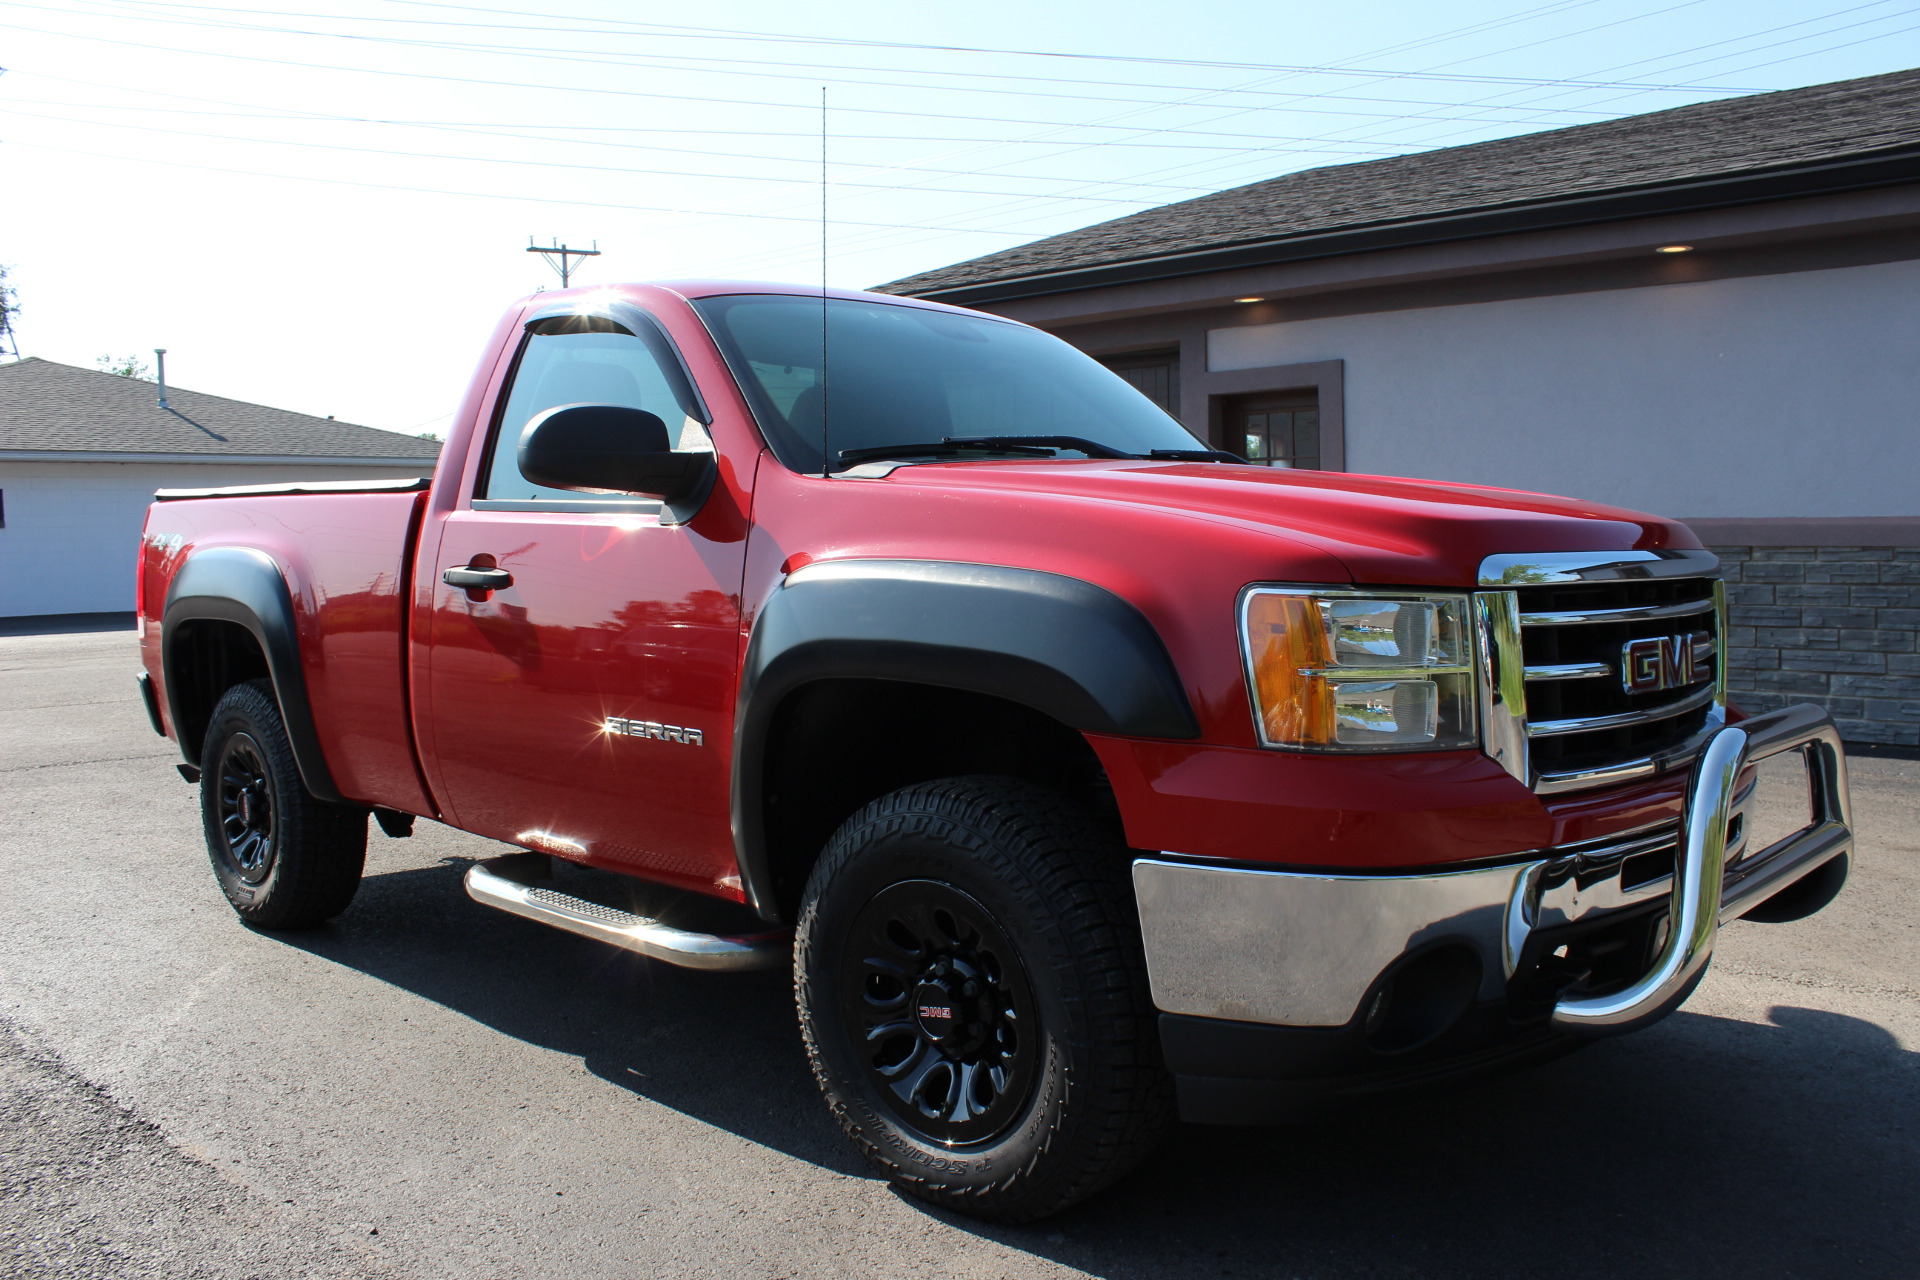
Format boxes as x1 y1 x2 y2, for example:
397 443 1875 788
1227 390 1320 469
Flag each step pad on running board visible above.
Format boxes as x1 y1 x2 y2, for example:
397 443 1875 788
465 855 788 972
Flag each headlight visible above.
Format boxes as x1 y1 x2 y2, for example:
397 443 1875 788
1239 588 1477 751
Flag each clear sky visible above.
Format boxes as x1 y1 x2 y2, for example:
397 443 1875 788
3 0 1917 435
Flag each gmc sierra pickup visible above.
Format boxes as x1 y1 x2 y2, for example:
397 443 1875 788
135 281 1853 1221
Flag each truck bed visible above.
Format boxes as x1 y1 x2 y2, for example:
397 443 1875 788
139 480 436 816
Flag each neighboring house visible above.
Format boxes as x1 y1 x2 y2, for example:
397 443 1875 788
0 358 441 618
881 67 1920 747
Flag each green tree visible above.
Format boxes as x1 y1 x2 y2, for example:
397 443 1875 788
96 354 154 380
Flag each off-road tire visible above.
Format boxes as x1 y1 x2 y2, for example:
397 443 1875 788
795 776 1172 1222
199 679 366 929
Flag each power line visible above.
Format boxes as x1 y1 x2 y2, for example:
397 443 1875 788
5 71 1554 150
2 18 1680 147
66 0 1762 92
5 6 1757 139
786 0 1920 254
11 0 1916 286
671 2 1920 279
15 5 1726 247
0 105 1202 204
1345 0 1920 148
665 0 1750 239
955 0 1909 202
51 0 1721 111
0 136 1043 235
0 94 1419 182
18 0 1852 242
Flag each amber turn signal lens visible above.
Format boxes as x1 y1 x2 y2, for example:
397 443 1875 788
1244 593 1336 746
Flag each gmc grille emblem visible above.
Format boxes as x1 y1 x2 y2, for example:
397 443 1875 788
1621 631 1711 694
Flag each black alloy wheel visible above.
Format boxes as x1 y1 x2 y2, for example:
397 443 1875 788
198 679 367 929
845 880 1039 1147
796 775 1171 1222
213 733 277 885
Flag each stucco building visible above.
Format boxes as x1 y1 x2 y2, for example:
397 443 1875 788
0 358 441 618
882 67 1920 747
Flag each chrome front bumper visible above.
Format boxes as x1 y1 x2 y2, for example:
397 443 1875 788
1134 702 1852 1037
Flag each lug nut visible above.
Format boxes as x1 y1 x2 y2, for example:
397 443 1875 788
962 981 979 998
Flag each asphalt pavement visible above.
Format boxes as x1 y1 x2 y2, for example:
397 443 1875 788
2 626 1915 1279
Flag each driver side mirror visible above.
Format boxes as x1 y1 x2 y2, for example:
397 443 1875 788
518 403 716 524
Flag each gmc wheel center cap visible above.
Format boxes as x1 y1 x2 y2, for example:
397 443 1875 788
912 982 961 1042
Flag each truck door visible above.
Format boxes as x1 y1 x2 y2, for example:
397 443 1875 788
422 313 747 897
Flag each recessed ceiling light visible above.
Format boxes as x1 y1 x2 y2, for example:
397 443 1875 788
1235 296 1265 303
1655 244 1694 254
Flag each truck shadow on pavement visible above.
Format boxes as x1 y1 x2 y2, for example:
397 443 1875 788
290 855 1920 1280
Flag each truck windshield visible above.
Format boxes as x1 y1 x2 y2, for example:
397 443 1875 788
691 294 1210 473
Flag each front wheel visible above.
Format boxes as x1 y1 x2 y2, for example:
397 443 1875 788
199 679 366 929
795 776 1171 1222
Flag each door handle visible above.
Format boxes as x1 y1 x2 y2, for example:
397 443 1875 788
443 565 514 590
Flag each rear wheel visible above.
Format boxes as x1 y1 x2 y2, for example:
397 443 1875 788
795 776 1171 1221
199 680 366 929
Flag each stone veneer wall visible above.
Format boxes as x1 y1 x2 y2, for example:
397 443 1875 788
1713 545 1920 747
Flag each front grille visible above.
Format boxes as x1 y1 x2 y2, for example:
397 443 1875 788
1476 552 1725 793
1518 576 1720 776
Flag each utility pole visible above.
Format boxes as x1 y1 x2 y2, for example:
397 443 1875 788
0 264 19 361
527 237 601 289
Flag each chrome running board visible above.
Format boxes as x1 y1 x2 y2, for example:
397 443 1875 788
464 856 789 972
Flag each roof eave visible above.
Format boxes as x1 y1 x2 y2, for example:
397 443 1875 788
893 143 1920 306
0 450 441 465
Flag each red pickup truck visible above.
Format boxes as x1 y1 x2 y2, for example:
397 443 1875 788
135 281 1854 1221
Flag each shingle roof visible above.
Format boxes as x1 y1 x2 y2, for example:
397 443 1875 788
0 358 443 460
881 66 1920 302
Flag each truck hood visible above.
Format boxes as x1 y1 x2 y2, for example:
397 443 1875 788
882 459 1701 587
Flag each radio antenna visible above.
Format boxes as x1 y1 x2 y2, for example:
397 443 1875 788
820 86 830 480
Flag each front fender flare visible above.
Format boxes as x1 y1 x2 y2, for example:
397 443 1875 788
731 558 1198 921
162 545 343 803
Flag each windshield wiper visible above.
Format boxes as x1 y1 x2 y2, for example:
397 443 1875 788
949 437 1245 464
941 434 1138 459
1147 448 1246 463
834 436 1245 469
834 441 1056 466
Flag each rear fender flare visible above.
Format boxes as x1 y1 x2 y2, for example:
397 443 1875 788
731 558 1198 921
162 545 343 803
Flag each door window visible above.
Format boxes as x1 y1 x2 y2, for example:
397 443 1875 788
481 322 711 502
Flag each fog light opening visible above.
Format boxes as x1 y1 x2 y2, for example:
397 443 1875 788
1363 944 1481 1054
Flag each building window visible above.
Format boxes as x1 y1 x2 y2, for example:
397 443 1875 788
1095 349 1180 416
1227 390 1319 469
